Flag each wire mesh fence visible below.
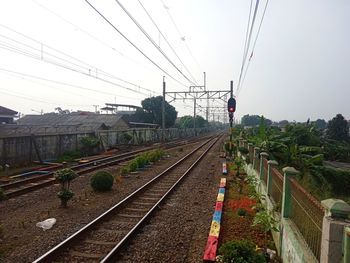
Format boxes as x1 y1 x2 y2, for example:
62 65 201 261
270 167 283 212
262 158 268 186
289 178 324 261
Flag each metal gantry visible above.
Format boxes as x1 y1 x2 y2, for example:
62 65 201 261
162 73 233 134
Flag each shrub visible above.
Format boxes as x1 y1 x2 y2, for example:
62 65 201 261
218 239 266 263
128 160 138 172
120 166 129 176
239 147 249 155
135 155 147 169
237 208 247 216
90 171 114 191
57 189 74 203
57 150 82 163
54 168 77 207
80 136 100 156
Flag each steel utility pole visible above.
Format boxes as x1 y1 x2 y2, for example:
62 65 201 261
162 76 166 141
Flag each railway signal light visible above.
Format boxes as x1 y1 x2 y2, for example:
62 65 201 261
227 97 236 113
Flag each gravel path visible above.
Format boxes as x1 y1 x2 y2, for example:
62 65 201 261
116 136 225 263
0 143 202 262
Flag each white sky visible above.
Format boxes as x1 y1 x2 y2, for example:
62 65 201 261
0 0 349 122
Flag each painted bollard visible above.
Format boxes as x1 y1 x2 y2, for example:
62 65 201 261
203 178 226 262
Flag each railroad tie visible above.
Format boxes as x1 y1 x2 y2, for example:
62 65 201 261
125 207 150 212
69 250 105 259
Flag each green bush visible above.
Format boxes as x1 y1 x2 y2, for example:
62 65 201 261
90 171 114 191
120 166 129 176
128 160 138 172
239 147 249 155
54 168 77 207
218 239 266 263
237 208 247 216
80 136 100 156
57 150 81 162
57 189 74 202
135 155 147 168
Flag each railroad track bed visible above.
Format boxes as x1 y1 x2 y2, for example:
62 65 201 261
0 137 216 262
0 135 212 199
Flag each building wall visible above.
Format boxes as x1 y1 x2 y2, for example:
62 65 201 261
0 127 214 166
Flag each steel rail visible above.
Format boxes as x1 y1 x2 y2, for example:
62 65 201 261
1 134 215 198
33 135 221 263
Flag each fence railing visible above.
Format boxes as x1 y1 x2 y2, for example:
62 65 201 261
262 158 268 185
289 178 324 261
270 167 283 212
250 155 323 260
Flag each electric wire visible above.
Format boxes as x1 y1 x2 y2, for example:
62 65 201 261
0 24 155 96
0 69 107 103
32 0 160 78
0 88 92 107
160 0 202 73
137 0 199 85
236 0 260 94
237 0 270 98
0 68 141 101
85 0 188 88
241 0 253 80
114 0 196 86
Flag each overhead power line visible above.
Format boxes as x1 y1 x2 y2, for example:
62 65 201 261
137 0 199 85
0 24 154 96
160 0 202 73
0 68 107 103
238 0 270 97
236 0 261 94
0 88 92 107
0 68 140 101
32 0 160 77
115 0 196 86
85 0 188 88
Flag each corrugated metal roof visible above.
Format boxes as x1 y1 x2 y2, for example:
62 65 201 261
0 113 129 137
0 106 18 115
18 113 125 127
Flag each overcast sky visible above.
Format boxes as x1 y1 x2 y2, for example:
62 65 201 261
0 0 349 122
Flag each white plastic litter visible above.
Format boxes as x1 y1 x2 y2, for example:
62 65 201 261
36 218 56 231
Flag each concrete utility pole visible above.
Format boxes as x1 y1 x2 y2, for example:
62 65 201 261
162 76 166 141
193 97 196 133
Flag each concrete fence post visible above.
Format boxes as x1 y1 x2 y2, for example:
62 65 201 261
252 147 260 169
248 143 253 164
259 152 269 181
281 167 299 218
267 160 278 196
320 199 350 263
242 139 247 148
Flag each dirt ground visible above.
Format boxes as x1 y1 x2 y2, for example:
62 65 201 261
0 137 225 263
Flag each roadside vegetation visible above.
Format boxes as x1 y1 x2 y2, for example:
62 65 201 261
239 113 350 203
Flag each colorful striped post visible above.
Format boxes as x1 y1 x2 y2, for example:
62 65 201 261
203 178 226 262
222 162 228 175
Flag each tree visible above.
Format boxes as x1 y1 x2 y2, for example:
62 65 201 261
327 114 349 142
314 119 327 130
241 114 272 127
177 115 208 128
133 96 177 128
54 168 77 208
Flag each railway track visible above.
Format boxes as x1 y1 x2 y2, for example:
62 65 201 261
0 134 215 199
33 134 221 263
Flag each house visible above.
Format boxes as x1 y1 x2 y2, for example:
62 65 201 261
17 112 129 132
0 106 18 124
0 112 130 137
